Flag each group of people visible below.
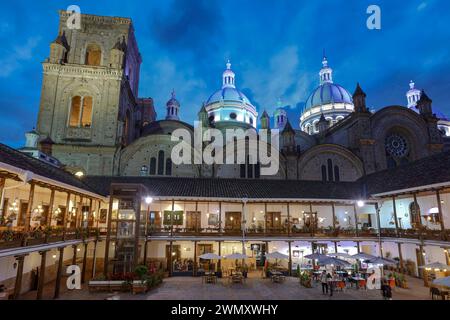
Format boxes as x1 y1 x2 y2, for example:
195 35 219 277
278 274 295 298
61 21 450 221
319 270 393 299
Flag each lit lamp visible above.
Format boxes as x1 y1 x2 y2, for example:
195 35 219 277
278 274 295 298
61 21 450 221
357 200 365 207
145 196 153 204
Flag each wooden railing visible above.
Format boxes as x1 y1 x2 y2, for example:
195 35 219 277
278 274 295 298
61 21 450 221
0 227 101 250
145 225 450 242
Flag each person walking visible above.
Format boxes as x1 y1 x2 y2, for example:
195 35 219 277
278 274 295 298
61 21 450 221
327 272 334 297
381 279 393 300
320 271 328 295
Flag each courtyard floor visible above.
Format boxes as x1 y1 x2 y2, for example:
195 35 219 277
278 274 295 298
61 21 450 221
20 272 432 300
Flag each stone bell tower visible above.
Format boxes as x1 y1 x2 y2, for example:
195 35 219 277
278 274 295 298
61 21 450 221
36 10 151 175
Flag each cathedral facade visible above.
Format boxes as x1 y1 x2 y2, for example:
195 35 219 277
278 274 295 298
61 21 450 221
28 11 449 184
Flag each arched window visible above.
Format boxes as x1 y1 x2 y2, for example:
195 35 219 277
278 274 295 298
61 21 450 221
85 44 102 66
321 165 327 182
69 96 93 128
149 157 156 175
157 151 165 175
165 158 172 176
334 165 340 182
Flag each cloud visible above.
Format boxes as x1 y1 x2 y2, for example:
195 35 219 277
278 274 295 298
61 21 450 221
417 2 428 11
0 35 41 77
149 0 224 58
241 46 311 117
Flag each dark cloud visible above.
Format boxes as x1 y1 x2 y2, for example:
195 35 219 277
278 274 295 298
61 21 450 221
150 0 224 57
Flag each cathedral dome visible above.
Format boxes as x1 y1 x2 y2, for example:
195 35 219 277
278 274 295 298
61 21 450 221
206 87 252 105
300 55 354 135
204 60 258 128
303 82 353 112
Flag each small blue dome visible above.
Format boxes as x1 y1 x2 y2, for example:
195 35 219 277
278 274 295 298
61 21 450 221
206 87 251 106
304 83 353 112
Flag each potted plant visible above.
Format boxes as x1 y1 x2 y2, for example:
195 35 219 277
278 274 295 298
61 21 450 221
299 271 312 288
132 265 149 294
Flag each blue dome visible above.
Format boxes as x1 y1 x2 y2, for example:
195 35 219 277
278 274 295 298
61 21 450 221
206 87 251 106
304 83 353 112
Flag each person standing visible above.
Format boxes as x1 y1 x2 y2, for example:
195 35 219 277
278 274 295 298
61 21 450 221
320 271 328 295
327 273 334 297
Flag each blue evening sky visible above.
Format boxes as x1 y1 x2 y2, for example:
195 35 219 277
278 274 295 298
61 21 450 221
1 0 449 147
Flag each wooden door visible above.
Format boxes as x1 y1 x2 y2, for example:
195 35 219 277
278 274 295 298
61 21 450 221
186 211 201 231
18 202 28 227
225 212 241 231
303 212 318 231
149 211 161 227
166 245 181 271
266 212 281 231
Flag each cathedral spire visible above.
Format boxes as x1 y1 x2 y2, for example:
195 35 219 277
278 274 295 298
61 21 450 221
319 53 333 84
406 80 421 109
166 90 180 121
222 59 236 88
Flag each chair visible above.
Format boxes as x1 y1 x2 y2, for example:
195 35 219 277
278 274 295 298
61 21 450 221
430 287 441 300
358 280 367 290
337 281 346 291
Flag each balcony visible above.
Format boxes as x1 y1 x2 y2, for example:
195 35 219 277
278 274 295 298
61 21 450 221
0 227 102 250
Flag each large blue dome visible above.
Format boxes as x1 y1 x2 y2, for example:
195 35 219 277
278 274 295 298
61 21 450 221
304 82 353 112
206 87 251 106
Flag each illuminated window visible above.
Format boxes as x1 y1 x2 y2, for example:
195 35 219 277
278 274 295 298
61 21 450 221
69 96 93 128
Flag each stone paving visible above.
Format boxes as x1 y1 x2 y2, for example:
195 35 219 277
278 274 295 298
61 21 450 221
20 273 432 300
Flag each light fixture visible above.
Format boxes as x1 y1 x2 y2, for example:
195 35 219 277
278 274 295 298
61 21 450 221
253 217 256 222
145 196 153 204
74 171 84 178
52 254 57 259
77 248 81 252
230 217 234 221
357 200 364 207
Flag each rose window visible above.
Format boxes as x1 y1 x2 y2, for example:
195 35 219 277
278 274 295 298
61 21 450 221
385 134 408 157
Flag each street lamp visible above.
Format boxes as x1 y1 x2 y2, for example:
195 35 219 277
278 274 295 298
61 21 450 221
357 200 365 207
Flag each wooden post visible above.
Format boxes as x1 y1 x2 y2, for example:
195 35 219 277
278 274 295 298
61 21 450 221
331 202 336 230
133 195 141 269
63 192 71 238
103 193 114 277
264 202 268 235
81 242 89 284
288 241 292 276
309 202 314 236
413 193 422 227
72 244 77 265
334 241 338 253
397 242 404 272
13 255 27 300
54 247 64 299
91 240 98 279
170 200 175 235
436 190 446 232
311 241 316 270
286 202 291 236
88 198 93 228
193 240 198 276
168 241 173 277
25 182 35 231
217 241 222 271
143 240 148 266
392 196 400 236
356 241 361 253
218 202 222 233
36 250 48 300
353 204 359 236
46 188 55 227
0 177 5 221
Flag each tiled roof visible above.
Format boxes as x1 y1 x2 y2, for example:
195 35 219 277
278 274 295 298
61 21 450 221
83 175 363 200
361 150 450 195
0 143 99 194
